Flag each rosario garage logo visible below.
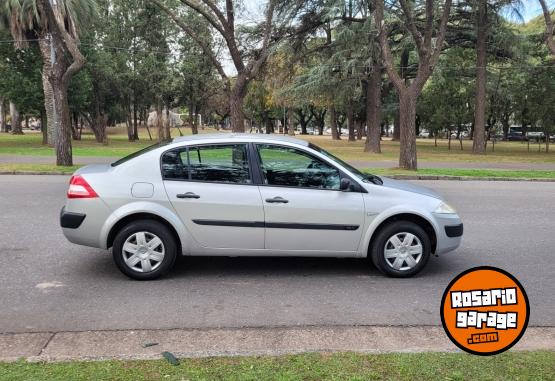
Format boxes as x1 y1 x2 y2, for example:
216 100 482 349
440 266 529 355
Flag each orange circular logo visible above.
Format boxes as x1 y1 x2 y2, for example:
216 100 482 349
440 266 529 355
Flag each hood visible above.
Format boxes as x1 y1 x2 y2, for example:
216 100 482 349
378 176 442 200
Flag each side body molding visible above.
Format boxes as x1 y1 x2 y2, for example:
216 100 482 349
99 201 194 253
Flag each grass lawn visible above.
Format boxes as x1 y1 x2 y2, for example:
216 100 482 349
1 127 554 164
364 168 555 179
1 163 554 180
306 135 555 164
2 351 554 381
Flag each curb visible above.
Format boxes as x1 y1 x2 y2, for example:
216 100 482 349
1 325 554 362
1 171 555 182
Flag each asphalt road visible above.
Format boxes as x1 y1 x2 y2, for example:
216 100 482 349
0 176 554 333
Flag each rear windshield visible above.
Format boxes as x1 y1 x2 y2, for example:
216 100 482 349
111 141 172 167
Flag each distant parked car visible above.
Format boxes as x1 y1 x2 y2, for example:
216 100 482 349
60 134 463 280
506 132 525 141
526 131 545 141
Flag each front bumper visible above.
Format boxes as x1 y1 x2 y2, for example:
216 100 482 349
433 214 463 255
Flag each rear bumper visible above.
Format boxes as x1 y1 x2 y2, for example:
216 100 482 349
61 198 112 248
60 207 86 229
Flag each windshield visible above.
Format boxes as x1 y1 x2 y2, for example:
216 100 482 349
111 140 172 167
308 143 382 185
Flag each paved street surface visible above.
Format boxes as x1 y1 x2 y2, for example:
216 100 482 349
0 176 554 333
2 153 555 170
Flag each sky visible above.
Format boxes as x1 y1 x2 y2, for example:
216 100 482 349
518 0 549 22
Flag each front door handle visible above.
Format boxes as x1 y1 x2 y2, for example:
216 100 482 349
265 196 288 204
177 192 200 199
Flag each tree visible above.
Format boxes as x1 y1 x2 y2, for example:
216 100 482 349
375 0 453 169
150 0 299 132
0 32 44 137
538 0 555 55
1 0 97 165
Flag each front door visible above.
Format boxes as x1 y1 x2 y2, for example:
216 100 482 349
255 144 365 253
162 143 265 249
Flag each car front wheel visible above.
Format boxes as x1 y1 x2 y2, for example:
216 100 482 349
370 221 431 277
112 220 177 280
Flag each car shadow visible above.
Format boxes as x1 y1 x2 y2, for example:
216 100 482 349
80 249 460 281
170 256 376 278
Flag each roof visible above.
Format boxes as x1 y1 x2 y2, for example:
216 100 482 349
172 133 309 146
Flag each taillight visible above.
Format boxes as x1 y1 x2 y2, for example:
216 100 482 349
67 175 98 199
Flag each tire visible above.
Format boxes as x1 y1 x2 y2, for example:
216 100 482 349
112 220 177 280
370 221 431 278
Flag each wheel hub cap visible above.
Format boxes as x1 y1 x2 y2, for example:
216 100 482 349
384 232 423 271
122 232 165 273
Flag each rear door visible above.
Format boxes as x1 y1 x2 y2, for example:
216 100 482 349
162 143 265 249
255 143 365 253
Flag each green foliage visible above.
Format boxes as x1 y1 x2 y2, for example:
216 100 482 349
0 30 43 115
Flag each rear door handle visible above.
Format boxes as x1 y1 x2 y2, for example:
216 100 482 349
177 192 200 199
265 196 288 204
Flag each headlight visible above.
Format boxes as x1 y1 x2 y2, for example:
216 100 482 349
434 201 457 214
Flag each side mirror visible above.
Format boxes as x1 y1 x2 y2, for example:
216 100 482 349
340 178 353 192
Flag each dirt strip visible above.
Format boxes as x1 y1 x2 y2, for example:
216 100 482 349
1 326 553 362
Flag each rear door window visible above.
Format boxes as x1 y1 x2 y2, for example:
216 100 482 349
162 144 251 184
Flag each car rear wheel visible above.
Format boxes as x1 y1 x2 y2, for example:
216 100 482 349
113 220 177 280
370 221 431 277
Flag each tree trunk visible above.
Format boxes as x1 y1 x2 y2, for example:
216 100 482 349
192 106 199 135
329 106 340 140
357 120 364 140
91 92 107 144
126 103 134 141
473 0 487 154
0 98 6 132
10 102 23 134
156 101 165 141
71 112 80 140
38 37 56 146
164 106 171 140
347 105 355 141
300 117 308 135
133 102 139 140
229 74 248 133
365 60 382 153
40 109 47 144
502 116 510 140
39 0 88 165
50 79 72 165
287 108 295 136
398 91 418 170
191 103 199 134
91 113 107 143
264 117 272 134
393 106 400 141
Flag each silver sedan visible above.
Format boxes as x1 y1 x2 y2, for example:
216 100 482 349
61 134 463 280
